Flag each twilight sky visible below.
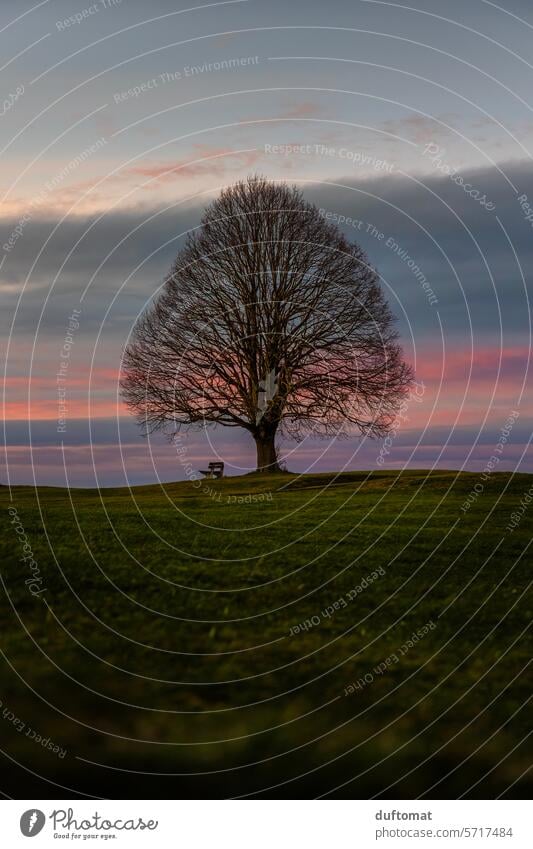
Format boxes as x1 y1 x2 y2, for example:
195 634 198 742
1 0 532 485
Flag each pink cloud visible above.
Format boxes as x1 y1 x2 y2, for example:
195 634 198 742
280 102 325 119
4 346 530 430
125 147 262 185
416 345 531 384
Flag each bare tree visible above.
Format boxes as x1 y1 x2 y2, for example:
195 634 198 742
121 176 413 472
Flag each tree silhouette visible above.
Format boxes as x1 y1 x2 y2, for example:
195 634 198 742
121 176 413 472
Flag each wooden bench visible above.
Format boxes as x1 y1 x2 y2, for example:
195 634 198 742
199 461 224 479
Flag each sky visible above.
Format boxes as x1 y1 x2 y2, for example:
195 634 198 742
1 0 532 486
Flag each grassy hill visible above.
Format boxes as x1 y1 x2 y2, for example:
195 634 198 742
0 469 531 798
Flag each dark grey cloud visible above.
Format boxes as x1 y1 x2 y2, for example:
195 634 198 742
3 160 532 485
0 199 204 332
2 160 532 350
3 416 531 487
6 416 533 450
305 160 533 345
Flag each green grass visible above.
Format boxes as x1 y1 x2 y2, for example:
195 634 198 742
0 469 531 798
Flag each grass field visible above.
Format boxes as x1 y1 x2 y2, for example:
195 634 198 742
0 469 531 799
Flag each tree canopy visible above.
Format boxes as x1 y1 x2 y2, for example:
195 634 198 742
121 176 413 472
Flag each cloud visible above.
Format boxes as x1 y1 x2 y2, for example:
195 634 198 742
2 158 532 341
417 345 531 384
3 416 531 487
2 158 532 482
279 102 326 119
123 146 263 184
381 114 454 145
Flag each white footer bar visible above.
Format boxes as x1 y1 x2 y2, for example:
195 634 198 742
2 800 531 847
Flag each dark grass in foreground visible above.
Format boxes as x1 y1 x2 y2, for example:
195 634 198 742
0 469 531 799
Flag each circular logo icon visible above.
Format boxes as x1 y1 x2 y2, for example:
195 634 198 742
20 810 46 837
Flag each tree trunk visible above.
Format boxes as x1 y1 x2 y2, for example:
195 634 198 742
254 432 281 473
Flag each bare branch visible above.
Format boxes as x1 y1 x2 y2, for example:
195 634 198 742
121 176 414 471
